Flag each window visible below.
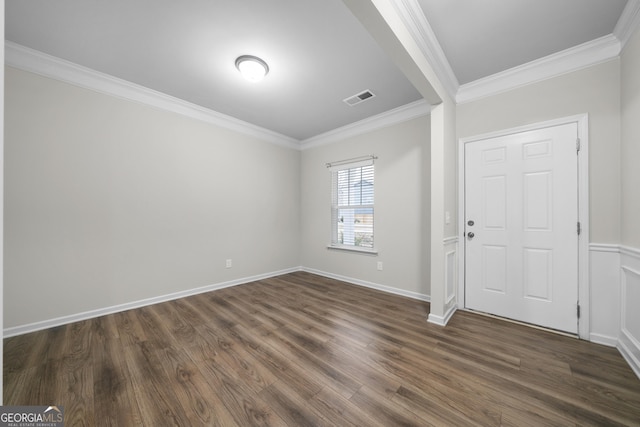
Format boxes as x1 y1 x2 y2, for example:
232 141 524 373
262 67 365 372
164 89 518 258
330 161 374 250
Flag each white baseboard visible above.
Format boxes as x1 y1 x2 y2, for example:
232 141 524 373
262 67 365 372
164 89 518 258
3 267 301 338
300 267 430 302
589 333 618 347
4 266 430 338
427 304 457 327
618 329 640 380
5 242 639 386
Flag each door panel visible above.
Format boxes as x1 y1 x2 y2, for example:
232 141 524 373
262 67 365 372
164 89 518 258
483 176 506 229
465 123 578 333
523 247 552 300
482 245 507 293
523 171 552 230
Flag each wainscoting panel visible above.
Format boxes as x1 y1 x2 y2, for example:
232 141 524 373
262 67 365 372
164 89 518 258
426 238 459 327
619 246 640 379
589 244 621 346
444 238 458 305
442 237 459 325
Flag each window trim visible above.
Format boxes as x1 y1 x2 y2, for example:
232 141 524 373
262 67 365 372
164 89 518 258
328 156 376 253
326 244 378 255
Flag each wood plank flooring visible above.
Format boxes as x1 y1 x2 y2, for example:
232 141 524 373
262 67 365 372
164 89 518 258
4 271 640 426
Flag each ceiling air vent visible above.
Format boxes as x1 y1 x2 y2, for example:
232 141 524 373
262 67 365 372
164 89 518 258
343 90 376 106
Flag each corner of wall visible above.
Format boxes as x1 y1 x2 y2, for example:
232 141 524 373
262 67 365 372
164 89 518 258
589 243 640 379
618 246 640 378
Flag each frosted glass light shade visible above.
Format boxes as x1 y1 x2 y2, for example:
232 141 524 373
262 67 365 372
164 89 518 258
235 55 269 82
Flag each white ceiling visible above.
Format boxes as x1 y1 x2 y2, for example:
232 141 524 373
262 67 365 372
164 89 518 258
418 0 628 85
5 0 636 143
5 0 422 141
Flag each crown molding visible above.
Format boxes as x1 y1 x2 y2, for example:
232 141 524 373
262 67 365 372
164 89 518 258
388 0 639 105
391 0 459 100
5 41 300 150
5 41 429 151
299 99 430 150
456 34 621 104
615 0 640 48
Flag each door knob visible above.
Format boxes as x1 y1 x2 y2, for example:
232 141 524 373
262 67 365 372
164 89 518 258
467 220 475 226
468 232 475 239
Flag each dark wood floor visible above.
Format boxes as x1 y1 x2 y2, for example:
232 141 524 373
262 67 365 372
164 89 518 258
4 271 640 426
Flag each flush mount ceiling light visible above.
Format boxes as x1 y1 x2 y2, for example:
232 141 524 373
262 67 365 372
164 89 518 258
235 55 269 82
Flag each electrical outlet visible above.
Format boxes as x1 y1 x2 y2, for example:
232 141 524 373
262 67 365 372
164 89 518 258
377 261 383 271
226 259 232 268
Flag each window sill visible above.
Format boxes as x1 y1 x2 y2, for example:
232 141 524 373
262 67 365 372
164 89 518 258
327 245 378 255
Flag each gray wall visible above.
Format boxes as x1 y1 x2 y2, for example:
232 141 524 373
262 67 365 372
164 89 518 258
622 27 640 249
4 67 301 328
300 116 431 298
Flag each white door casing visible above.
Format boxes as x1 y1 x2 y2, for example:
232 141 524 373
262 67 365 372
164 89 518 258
459 116 589 336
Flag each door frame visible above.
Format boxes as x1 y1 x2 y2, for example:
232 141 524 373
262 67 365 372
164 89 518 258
457 114 590 339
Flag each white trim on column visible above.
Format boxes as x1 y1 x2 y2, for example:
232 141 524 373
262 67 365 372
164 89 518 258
426 304 457 326
427 237 459 326
444 237 458 306
392 0 459 99
457 114 590 339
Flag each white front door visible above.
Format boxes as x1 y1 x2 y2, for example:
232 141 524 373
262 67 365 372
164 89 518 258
464 123 579 334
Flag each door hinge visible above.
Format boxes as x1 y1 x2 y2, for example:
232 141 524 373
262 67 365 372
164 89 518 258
577 221 581 235
577 303 581 319
576 138 581 153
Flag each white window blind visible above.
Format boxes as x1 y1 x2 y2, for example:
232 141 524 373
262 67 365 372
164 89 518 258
329 156 375 250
